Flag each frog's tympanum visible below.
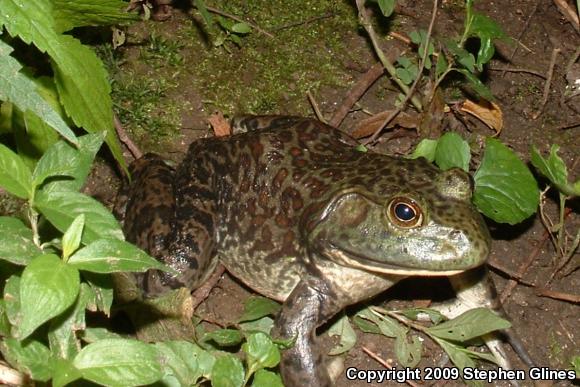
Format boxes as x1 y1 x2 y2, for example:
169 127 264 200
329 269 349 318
117 116 514 386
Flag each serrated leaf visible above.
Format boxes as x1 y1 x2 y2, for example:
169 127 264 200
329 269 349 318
32 139 81 188
231 22 251 34
0 338 53 382
434 132 470 171
211 354 245 387
74 339 162 386
19 254 80 339
62 214 84 260
410 138 438 162
238 296 281 323
0 39 77 144
203 329 244 347
0 143 33 199
42 132 105 193
426 308 511 341
394 334 422 367
377 0 396 17
0 0 125 171
155 341 215 386
68 238 171 273
35 190 123 243
328 314 357 355
474 138 539 224
531 145 578 197
243 332 281 373
52 0 138 33
252 369 283 387
0 216 42 265
48 283 91 359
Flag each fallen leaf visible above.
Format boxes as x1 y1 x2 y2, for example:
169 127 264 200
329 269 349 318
460 99 503 136
207 111 231 137
350 111 419 139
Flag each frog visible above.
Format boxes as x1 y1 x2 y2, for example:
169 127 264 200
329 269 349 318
116 115 529 386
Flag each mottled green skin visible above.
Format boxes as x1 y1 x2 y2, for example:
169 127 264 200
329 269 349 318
118 116 491 387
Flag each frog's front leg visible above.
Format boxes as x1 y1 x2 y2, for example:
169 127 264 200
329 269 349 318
273 276 343 387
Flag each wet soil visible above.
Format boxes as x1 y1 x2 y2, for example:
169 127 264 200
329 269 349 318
95 0 579 385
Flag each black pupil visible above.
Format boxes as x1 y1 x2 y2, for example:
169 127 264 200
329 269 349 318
394 203 415 221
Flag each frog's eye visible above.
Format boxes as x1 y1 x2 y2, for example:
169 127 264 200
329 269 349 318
387 197 423 228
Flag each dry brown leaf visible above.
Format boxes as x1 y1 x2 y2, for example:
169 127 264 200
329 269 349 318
207 111 231 137
350 111 419 139
460 99 503 136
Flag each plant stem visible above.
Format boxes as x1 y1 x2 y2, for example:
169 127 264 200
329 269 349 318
354 0 423 111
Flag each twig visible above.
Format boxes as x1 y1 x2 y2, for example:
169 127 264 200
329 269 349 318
487 259 536 287
114 114 142 160
307 91 327 123
536 288 580 304
354 0 422 111
389 31 412 45
555 121 580 130
272 11 334 31
502 0 541 77
362 0 438 144
191 264 226 311
552 0 580 33
361 347 421 387
488 66 546 79
531 48 560 120
499 230 550 304
328 62 384 127
205 5 274 38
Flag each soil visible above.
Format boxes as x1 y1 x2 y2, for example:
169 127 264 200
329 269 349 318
92 0 578 386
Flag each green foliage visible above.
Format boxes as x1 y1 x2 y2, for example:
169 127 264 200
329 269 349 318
0 0 133 173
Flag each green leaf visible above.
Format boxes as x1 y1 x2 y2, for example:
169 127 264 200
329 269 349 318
434 338 479 379
35 190 124 243
42 132 105 193
0 300 10 336
426 308 511 342
352 315 381 334
355 308 406 338
0 338 53 382
400 308 446 324
52 0 139 33
239 316 275 334
203 329 244 347
243 332 281 375
0 216 42 265
377 0 396 17
231 22 251 34
469 13 506 40
410 138 438 162
32 139 81 188
328 314 357 355
0 0 125 171
18 254 80 339
62 214 84 260
68 238 171 273
81 327 123 343
434 132 471 171
48 283 92 359
52 358 82 387
211 354 245 387
194 0 213 26
155 341 215 386
456 69 494 101
476 37 494 69
394 334 422 367
83 272 114 316
435 53 448 78
238 296 281 323
0 143 33 199
3 275 21 328
0 39 77 144
445 41 475 73
252 369 284 387
474 138 539 224
531 145 578 197
74 339 162 386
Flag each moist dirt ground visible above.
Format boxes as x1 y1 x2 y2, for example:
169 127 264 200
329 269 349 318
87 1 579 386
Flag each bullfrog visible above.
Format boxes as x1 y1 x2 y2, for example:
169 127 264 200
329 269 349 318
116 116 519 386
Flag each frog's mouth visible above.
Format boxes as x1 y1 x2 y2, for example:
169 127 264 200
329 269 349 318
321 242 469 276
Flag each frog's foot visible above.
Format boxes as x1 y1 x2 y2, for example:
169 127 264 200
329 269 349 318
273 277 343 387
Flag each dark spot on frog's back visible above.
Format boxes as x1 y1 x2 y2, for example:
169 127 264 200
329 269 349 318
272 168 289 193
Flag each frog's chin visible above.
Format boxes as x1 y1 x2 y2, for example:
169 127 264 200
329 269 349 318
321 242 473 277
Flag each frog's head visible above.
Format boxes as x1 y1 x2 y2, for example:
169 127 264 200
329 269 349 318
307 168 490 276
